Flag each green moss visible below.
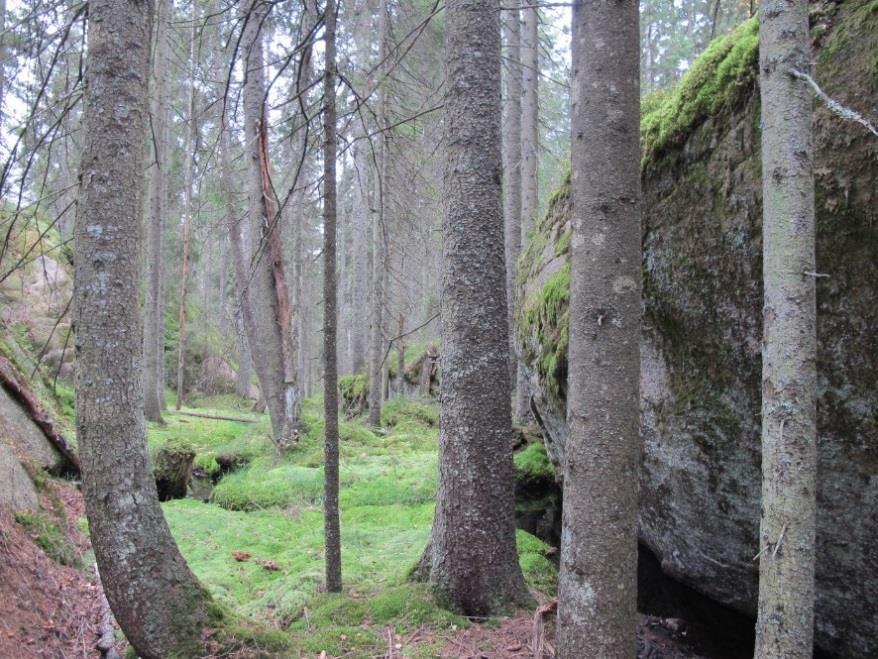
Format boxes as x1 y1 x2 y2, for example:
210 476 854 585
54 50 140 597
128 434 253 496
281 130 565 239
338 373 368 400
554 227 571 257
641 17 759 167
381 397 439 429
516 530 557 595
518 263 570 400
514 442 554 482
14 511 81 567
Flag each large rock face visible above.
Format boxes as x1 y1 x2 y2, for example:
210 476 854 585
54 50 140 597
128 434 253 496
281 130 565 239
517 3 878 656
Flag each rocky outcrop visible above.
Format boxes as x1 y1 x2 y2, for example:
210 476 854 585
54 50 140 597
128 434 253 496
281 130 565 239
516 3 878 656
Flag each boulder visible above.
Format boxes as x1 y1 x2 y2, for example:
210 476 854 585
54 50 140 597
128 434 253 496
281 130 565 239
0 440 38 512
516 4 878 656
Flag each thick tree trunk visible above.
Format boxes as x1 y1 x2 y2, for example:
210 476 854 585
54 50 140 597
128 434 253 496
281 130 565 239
502 4 522 385
557 1 641 655
73 2 210 656
175 0 199 411
322 0 342 594
367 0 389 428
515 3 539 421
419 0 530 616
754 2 817 656
143 0 172 423
241 0 295 446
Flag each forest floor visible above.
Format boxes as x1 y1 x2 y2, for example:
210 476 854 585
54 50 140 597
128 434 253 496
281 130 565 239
1 393 710 658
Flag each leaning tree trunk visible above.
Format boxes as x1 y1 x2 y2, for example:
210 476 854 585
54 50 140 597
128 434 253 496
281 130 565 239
502 3 522 385
241 0 295 446
143 0 172 423
754 2 817 657
557 1 641 656
322 0 342 594
73 2 210 657
514 2 539 421
418 0 530 616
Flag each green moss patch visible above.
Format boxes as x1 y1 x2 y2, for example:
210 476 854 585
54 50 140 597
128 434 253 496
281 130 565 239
641 17 759 167
514 442 554 482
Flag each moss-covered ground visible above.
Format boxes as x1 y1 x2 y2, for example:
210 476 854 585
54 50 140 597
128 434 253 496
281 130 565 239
146 395 556 657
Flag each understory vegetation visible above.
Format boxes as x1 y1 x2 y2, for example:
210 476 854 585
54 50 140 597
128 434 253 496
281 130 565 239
143 395 557 656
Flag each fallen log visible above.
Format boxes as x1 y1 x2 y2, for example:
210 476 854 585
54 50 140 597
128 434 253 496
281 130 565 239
0 354 80 474
179 411 256 424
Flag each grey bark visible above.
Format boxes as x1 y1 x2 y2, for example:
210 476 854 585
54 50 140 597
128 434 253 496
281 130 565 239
515 2 539 420
754 2 817 656
503 3 521 385
143 0 172 423
234 306 253 398
73 2 210 656
322 0 342 594
557 1 641 656
241 0 294 446
367 0 389 428
419 0 530 616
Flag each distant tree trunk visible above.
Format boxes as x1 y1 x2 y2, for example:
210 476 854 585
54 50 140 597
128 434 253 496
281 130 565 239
0 0 6 133
418 0 530 616
73 2 210 657
143 0 172 423
322 0 342 594
515 2 539 421
754 2 817 657
396 313 405 397
503 4 522 385
175 0 199 411
557 1 641 656
234 307 252 398
351 138 369 374
710 0 722 40
241 0 295 446
367 0 389 428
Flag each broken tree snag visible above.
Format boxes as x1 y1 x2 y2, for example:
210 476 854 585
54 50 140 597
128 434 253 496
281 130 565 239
0 354 80 474
420 346 438 396
257 117 298 419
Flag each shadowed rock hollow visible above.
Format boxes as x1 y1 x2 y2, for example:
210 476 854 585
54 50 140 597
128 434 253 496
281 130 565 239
516 3 878 656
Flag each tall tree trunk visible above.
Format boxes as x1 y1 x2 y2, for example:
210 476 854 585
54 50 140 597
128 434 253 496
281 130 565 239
515 2 539 421
322 0 342 593
175 0 199 411
235 306 253 398
241 0 295 446
0 0 6 134
73 2 210 656
350 137 369 374
395 312 405 397
503 3 522 388
143 0 172 423
367 0 389 428
418 0 529 616
754 2 817 656
557 1 641 655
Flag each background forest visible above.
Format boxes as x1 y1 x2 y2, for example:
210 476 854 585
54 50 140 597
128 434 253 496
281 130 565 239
0 0 875 658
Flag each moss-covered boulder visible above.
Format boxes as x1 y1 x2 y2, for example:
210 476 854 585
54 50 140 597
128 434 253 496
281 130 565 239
338 373 368 417
516 3 878 656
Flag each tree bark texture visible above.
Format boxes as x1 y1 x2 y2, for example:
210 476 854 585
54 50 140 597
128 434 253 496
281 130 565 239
754 2 817 656
557 1 641 656
422 0 530 616
73 2 210 656
143 0 172 423
502 3 522 384
322 0 342 594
